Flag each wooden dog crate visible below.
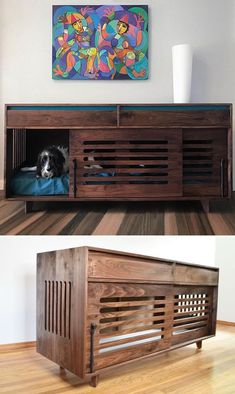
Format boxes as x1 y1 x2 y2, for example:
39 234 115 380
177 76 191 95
37 246 219 387
5 103 232 213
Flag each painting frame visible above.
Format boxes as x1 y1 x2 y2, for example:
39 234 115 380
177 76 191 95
52 5 149 80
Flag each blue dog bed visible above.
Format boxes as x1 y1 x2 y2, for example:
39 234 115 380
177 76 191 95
11 171 69 196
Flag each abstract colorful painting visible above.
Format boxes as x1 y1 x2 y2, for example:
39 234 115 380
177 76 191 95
52 5 148 80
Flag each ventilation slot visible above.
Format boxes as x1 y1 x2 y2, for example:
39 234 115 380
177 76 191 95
173 293 209 336
183 139 214 185
12 129 26 172
44 280 71 339
98 296 166 353
79 138 178 185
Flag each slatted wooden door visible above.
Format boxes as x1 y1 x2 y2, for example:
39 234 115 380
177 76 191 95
70 129 182 199
86 283 216 372
171 286 214 346
183 129 228 197
86 283 173 372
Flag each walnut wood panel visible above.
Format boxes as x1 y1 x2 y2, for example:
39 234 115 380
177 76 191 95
183 128 228 197
119 107 230 127
174 264 218 286
86 282 173 371
69 129 182 198
88 251 173 282
37 247 88 378
7 110 117 128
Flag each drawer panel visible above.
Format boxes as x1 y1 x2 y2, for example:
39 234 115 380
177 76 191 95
174 265 218 286
88 251 173 282
119 105 231 127
7 106 117 128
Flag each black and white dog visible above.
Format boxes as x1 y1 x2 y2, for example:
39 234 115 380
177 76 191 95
21 146 69 178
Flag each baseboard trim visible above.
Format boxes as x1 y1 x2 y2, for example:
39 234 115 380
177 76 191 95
217 320 235 326
0 341 36 353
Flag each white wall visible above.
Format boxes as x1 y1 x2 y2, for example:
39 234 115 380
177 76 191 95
0 0 235 188
215 237 235 323
0 236 216 345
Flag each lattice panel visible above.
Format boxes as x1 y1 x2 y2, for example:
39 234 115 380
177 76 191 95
70 129 182 198
173 293 209 334
183 129 227 196
172 288 213 345
44 280 71 339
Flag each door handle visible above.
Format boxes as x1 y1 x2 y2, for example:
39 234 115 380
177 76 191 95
220 158 224 198
73 159 77 198
90 323 97 373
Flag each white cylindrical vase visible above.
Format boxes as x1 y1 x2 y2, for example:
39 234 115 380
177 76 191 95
172 44 193 103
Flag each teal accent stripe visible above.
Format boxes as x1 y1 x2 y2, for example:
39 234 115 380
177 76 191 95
8 105 229 111
122 105 229 111
8 105 117 111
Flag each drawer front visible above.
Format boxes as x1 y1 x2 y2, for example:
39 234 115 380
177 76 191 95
119 105 231 127
69 128 182 198
174 265 218 286
88 251 173 282
171 286 214 346
183 128 228 197
86 283 173 372
7 106 117 128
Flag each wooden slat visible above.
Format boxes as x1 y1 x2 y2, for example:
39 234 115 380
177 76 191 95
173 315 209 326
78 176 171 183
99 316 165 331
97 330 164 350
174 310 208 318
98 322 169 339
81 167 171 174
98 300 169 309
173 321 208 332
99 307 166 320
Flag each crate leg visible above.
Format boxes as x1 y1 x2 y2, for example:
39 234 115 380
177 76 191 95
25 201 34 214
201 200 210 214
196 340 202 349
90 375 99 388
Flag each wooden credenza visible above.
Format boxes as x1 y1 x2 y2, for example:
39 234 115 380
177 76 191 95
37 246 219 387
5 104 232 212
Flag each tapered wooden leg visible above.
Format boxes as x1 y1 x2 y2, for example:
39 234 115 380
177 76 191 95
59 366 66 376
25 201 34 214
89 375 99 388
196 340 202 349
201 200 210 214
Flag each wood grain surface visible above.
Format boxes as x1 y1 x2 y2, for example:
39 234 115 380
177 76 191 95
1 195 235 234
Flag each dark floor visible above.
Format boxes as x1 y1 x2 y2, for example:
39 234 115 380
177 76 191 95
1 191 235 235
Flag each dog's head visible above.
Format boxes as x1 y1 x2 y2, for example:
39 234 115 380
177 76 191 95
36 146 65 178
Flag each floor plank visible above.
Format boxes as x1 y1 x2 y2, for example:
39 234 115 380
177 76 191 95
0 324 234 393
1 194 235 235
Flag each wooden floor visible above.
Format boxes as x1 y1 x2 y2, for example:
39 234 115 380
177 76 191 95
0 324 234 394
1 192 235 235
